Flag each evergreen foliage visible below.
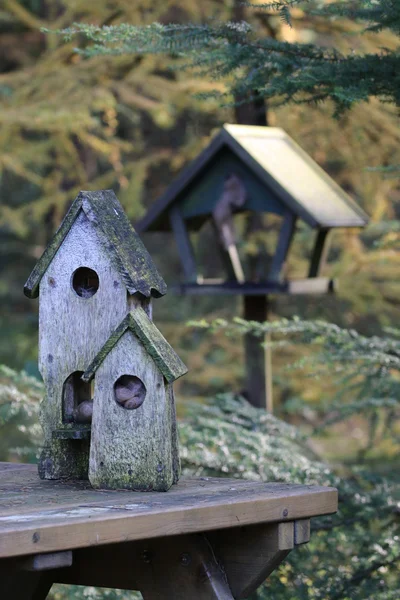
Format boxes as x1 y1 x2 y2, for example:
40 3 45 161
188 317 400 460
59 1 400 115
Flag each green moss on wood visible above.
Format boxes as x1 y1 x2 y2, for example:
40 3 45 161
38 438 90 480
82 307 188 384
24 189 167 299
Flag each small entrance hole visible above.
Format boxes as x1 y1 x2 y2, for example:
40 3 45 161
62 371 93 424
72 267 99 298
114 375 146 410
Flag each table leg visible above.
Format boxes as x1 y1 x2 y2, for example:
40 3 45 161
0 559 53 600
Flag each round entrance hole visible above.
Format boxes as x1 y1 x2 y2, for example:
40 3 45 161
114 375 146 410
72 267 99 298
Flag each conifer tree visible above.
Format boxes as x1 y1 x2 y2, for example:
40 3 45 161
61 1 400 114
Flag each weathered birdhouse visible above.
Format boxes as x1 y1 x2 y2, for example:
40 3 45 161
81 310 186 490
137 124 369 411
24 190 187 491
137 124 369 293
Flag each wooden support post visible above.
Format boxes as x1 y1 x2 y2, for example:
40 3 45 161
208 520 310 599
0 558 54 600
269 211 297 282
169 204 198 282
243 294 272 411
208 522 294 599
308 229 330 278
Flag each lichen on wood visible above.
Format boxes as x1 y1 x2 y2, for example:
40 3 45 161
82 308 188 384
24 189 167 300
88 331 179 491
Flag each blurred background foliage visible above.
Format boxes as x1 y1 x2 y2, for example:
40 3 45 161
0 1 400 598
1 0 400 386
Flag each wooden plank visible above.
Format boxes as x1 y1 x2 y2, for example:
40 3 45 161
308 229 330 277
208 522 295 599
171 277 335 296
169 204 198 282
243 295 270 410
268 211 297 281
0 463 33 473
0 464 337 559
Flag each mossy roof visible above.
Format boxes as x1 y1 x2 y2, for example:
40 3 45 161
82 308 188 384
24 190 167 299
137 124 369 232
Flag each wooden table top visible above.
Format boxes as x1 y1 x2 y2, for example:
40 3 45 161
0 463 337 559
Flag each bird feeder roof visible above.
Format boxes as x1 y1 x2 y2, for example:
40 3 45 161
24 190 167 299
82 308 188 384
137 124 369 232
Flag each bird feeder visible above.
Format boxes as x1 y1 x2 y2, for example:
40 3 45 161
24 190 187 491
137 125 368 409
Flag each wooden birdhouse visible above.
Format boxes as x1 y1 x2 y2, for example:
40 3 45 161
137 124 369 410
24 190 187 491
137 124 368 292
81 310 186 491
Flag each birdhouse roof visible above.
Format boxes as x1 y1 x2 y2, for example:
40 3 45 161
137 124 369 232
82 308 188 384
24 190 167 299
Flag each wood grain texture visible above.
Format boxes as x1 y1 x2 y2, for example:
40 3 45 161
37 210 145 480
294 519 311 545
82 308 187 385
208 519 310 598
208 522 294 598
0 463 337 559
24 190 166 299
88 331 179 491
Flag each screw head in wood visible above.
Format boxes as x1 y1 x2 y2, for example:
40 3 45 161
142 550 152 564
180 552 192 566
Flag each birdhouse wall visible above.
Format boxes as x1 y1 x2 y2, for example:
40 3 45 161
180 148 285 224
38 210 147 439
89 330 179 491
